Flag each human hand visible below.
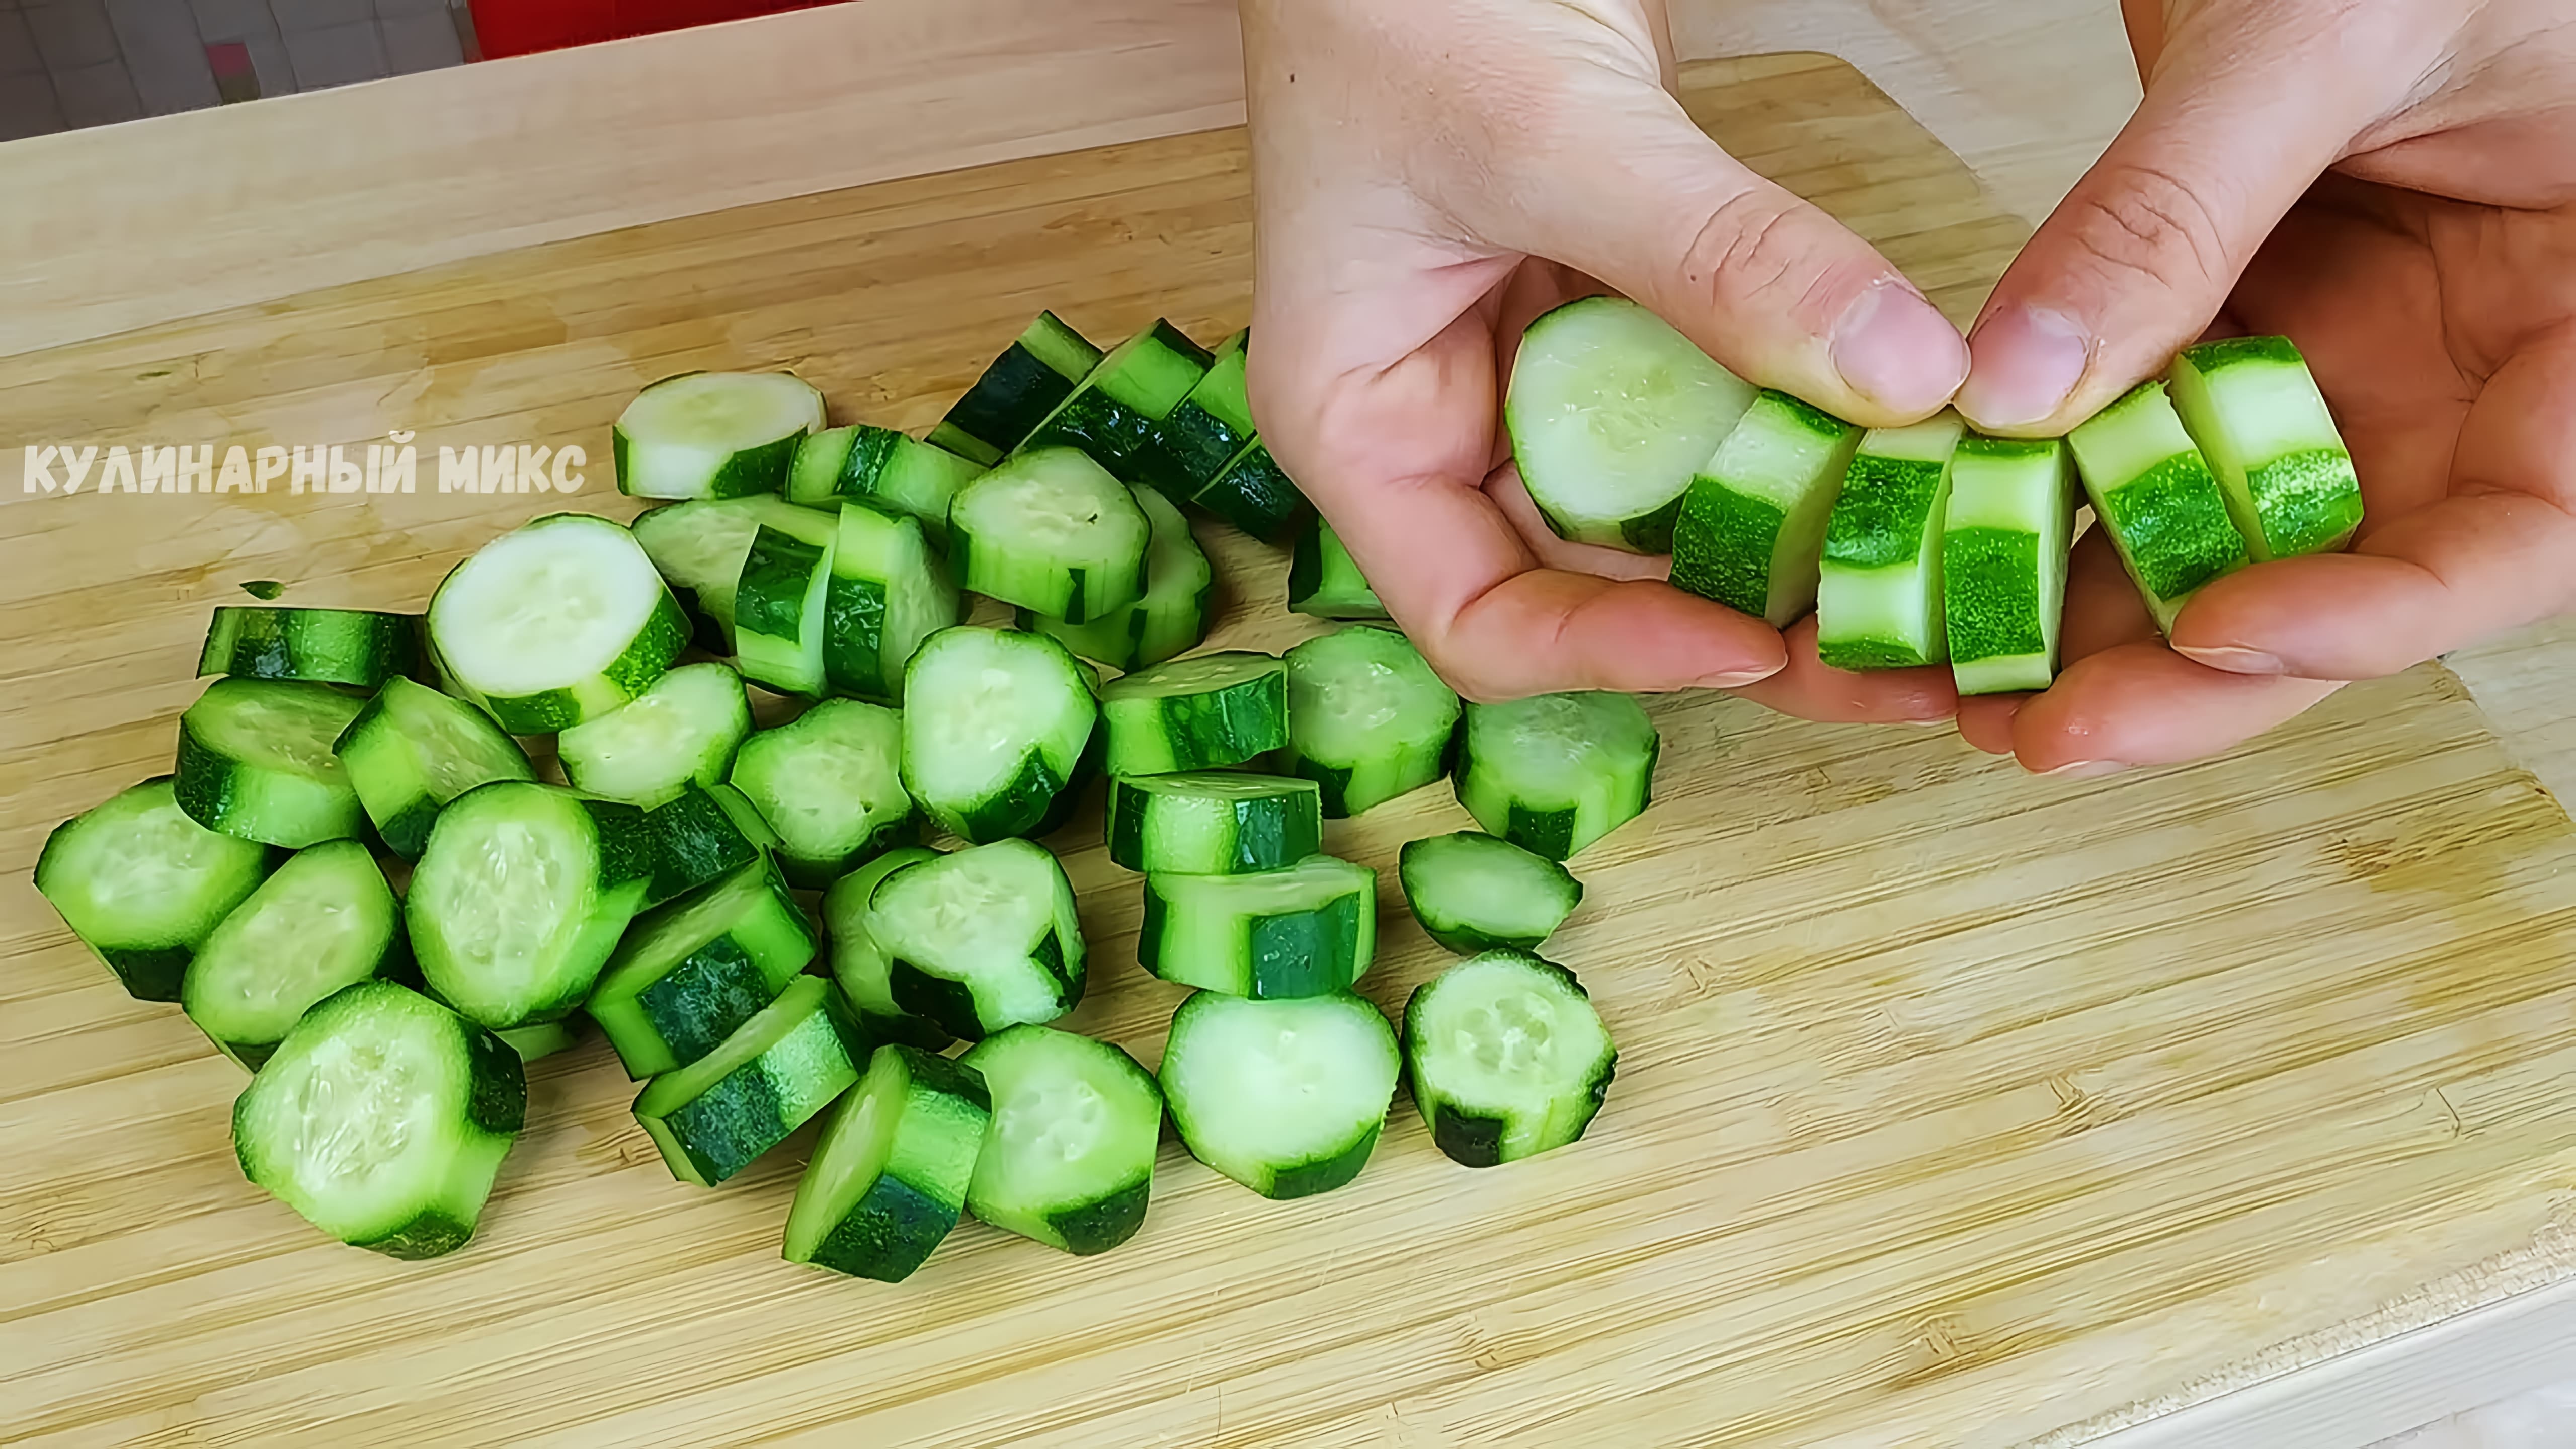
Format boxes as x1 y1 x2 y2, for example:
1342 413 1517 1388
1237 0 1969 716
1954 0 2576 773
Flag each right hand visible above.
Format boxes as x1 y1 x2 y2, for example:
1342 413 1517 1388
1238 0 1970 717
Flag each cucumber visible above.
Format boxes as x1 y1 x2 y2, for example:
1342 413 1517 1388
1190 438 1308 545
636 781 765 907
1504 296 1758 552
612 370 824 499
930 310 1104 464
824 499 963 705
428 513 691 733
960 1025 1162 1255
1454 691 1658 860
1286 515 1388 621
787 425 982 543
1159 989 1399 1199
197 606 418 689
556 662 752 809
784 1043 992 1280
1018 319 1213 494
407 781 655 1029
2166 336 2365 561
1151 331 1256 494
588 854 818 1079
822 846 949 1049
1101 650 1287 776
498 1018 585 1061
1017 484 1213 671
731 504 839 698
1140 854 1377 999
1398 831 1583 955
898 626 1101 844
182 840 404 1069
1669 391 1868 625
1281 626 1461 817
1104 772 1321 876
333 676 536 859
175 678 369 848
728 699 915 888
632 974 867 1187
1943 435 2077 695
231 981 524 1258
2067 379 2252 631
868 838 1087 1040
1815 410 1967 670
629 496 829 654
1402 950 1615 1167
36 777 275 1001
948 447 1152 624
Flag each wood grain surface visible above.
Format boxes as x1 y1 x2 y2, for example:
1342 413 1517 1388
6 55 2576 1448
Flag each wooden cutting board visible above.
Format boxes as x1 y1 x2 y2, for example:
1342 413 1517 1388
7 53 2576 1449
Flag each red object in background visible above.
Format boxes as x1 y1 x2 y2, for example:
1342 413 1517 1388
465 0 846 59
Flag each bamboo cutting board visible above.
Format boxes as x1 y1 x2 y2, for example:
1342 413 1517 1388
6 53 2576 1448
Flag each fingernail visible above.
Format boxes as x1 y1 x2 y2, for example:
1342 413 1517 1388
1831 282 1968 415
2174 644 2284 675
1899 715 1953 728
2038 759 2125 778
1697 667 1778 689
1959 306 2089 427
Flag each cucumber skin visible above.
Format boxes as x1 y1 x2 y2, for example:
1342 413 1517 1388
612 421 802 500
637 784 764 907
411 786 657 1028
1286 521 1389 622
456 589 693 735
887 928 1082 1041
1452 722 1659 862
1401 955 1615 1169
917 718 1104 847
174 705 368 850
798 1046 992 1280
198 608 419 689
1137 883 1370 999
333 680 535 860
2096 452 2248 604
1668 485 1787 619
645 995 871 1186
34 784 277 1003
1398 835 1584 955
1191 442 1309 544
948 523 1148 628
1103 779 1321 875
1103 668 1288 777
1942 527 2046 667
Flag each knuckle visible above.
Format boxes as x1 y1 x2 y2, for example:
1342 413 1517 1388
2056 162 2231 294
1678 188 1873 334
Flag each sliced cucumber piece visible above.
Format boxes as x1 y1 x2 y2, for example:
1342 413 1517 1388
1504 296 1758 552
183 840 403 1069
556 662 751 810
1017 484 1213 671
1403 950 1615 1167
729 699 914 888
1141 854 1377 999
1455 691 1658 860
960 1025 1162 1255
176 678 368 848
334 676 536 859
731 504 838 699
1281 626 1461 817
787 425 982 545
632 974 867 1187
1816 410 1966 670
822 846 948 1049
1398 831 1583 955
637 781 764 907
824 499 962 704
198 606 417 689
1669 391 1867 625
613 370 824 499
1104 771 1321 876
784 1043 992 1280
899 626 1100 843
630 496 830 654
1102 649 1287 776
2166 335 2365 561
588 854 818 1079
1160 990 1399 1199
2067 379 2252 631
428 513 691 733
1151 335 1256 494
932 310 1104 463
1287 515 1388 621
36 777 274 1001
1019 319 1214 494
868 839 1086 1040
1190 438 1308 544
1943 435 2077 695
949 448 1151 624
231 981 524 1258
498 1018 585 1061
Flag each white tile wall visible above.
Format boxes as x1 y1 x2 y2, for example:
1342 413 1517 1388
24 0 118 69
49 52 137 123
105 0 217 112
377 6 451 73
280 14 379 87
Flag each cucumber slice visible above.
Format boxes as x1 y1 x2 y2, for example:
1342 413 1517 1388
731 505 839 699
1101 649 1287 776
176 678 368 848
1402 950 1616 1167
1281 626 1461 818
1017 484 1214 671
182 840 404 1069
932 310 1105 463
588 854 818 1079
629 496 830 654
1287 515 1388 621
498 1018 585 1061
948 448 1152 624
428 513 691 733
1151 337 1255 494
822 845 949 1049
1816 410 1966 670
1140 853 1377 999
898 626 1100 844
407 781 656 1028
2067 380 2252 631
1504 296 1758 552
1105 771 1321 876
2166 336 2365 561
632 974 867 1187
824 499 962 704
333 676 536 859
1190 438 1308 544
1455 691 1658 860
636 781 764 907
36 776 274 1001
868 838 1086 1040
1398 831 1583 955
728 699 914 888
612 370 824 499
1669 391 1868 625
784 1043 992 1280
198 606 418 689
231 981 525 1258
960 1025 1162 1255
556 662 752 810
1943 436 2077 695
1159 989 1399 1199
787 425 982 545
1018 319 1214 494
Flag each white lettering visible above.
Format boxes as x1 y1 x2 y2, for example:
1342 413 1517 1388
516 445 553 493
291 446 327 495
438 446 480 494
551 443 586 494
215 447 253 493
480 445 516 494
22 445 56 494
329 446 363 494
254 446 288 493
58 445 96 494
98 446 137 493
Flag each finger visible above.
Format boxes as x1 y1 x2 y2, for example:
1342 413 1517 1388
1724 615 1956 725
1955 696 2021 754
2009 642 2345 775
1486 466 1673 583
1956 528 2144 753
